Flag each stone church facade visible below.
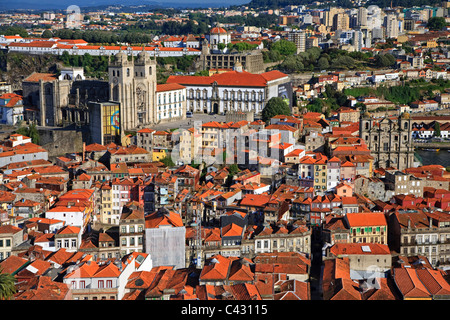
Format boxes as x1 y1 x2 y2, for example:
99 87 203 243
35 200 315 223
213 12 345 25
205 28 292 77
22 50 158 133
108 50 157 131
22 72 109 127
359 112 415 171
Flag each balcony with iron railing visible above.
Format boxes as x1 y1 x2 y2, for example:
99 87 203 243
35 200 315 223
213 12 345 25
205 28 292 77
402 239 439 246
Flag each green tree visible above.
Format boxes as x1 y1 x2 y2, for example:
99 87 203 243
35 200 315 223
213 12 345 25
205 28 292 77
161 155 175 167
41 29 53 39
0 26 28 38
0 268 16 300
227 42 258 52
427 17 447 31
317 56 330 70
262 49 282 63
306 98 323 113
434 122 441 137
228 163 240 176
271 39 297 56
331 55 356 70
261 97 291 123
374 53 396 68
280 55 304 72
16 123 40 145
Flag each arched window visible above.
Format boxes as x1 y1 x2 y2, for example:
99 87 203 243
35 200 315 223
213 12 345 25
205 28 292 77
113 85 119 101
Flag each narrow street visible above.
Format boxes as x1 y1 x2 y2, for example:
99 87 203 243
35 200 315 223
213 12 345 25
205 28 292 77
309 229 323 300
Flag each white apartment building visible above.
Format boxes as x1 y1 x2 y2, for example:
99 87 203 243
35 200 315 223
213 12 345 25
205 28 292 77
156 83 187 122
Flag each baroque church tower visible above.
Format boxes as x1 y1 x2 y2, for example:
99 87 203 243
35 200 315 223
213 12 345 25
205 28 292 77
359 112 415 171
108 49 157 132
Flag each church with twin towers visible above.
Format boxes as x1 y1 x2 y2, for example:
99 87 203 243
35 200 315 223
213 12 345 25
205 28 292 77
22 48 165 143
108 49 158 132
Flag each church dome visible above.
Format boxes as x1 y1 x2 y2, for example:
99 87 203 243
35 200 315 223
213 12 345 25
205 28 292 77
115 49 128 64
136 48 151 63
210 27 228 34
137 48 150 57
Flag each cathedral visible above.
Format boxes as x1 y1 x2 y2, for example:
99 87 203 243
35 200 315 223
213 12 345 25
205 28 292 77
22 49 158 134
359 112 415 171
108 49 157 131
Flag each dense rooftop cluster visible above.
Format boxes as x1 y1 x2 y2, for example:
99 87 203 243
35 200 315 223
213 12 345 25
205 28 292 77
2 0 450 303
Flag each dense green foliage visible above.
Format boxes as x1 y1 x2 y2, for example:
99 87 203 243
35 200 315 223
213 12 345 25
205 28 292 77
156 55 196 73
263 39 299 63
271 39 298 56
306 98 324 113
52 29 152 45
60 52 109 78
344 79 450 105
227 42 259 52
377 85 421 105
16 123 40 145
41 30 53 38
276 46 370 72
435 122 441 137
262 97 291 123
161 155 175 167
374 53 397 68
427 17 447 31
0 268 16 300
58 51 196 82
304 85 348 115
0 26 28 38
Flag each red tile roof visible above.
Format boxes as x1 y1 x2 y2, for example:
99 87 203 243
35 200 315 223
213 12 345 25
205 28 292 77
394 268 432 299
23 72 57 82
345 212 387 227
156 83 185 92
330 243 391 256
166 70 288 88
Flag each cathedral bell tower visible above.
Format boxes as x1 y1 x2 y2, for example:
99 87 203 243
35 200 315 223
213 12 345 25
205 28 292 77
108 48 157 132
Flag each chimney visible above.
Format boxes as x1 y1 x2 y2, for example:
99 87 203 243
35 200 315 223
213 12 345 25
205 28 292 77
408 218 411 230
429 217 433 228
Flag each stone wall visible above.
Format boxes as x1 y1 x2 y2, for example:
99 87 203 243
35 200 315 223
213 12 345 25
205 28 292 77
37 126 83 161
